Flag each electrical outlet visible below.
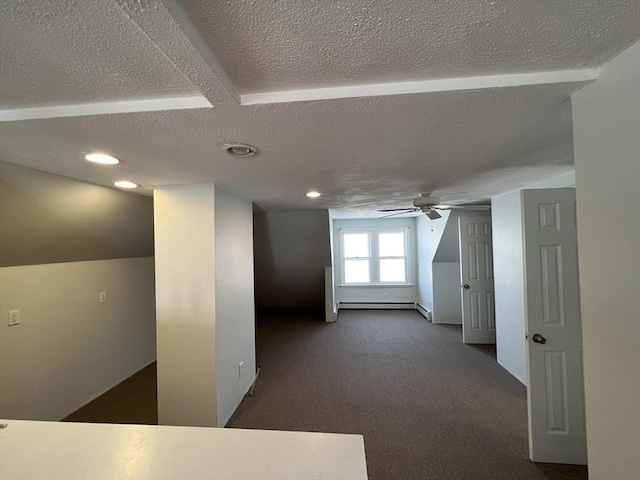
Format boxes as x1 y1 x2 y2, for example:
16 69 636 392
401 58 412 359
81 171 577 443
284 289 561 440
100 292 107 303
238 361 244 378
8 310 20 326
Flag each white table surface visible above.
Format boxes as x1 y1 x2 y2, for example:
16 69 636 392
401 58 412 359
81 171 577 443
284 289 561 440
0 420 368 480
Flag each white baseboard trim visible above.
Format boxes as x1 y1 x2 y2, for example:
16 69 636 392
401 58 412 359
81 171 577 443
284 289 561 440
338 302 416 310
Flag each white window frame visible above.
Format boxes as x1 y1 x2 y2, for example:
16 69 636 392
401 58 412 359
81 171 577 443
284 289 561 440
340 230 372 284
339 227 411 286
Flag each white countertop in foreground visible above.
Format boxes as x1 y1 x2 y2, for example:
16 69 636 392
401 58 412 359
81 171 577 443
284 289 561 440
0 420 368 480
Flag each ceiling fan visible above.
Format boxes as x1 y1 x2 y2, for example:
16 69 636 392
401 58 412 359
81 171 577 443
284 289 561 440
378 193 490 219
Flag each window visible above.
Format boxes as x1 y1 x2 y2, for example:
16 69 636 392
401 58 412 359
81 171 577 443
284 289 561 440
342 232 371 283
340 228 409 285
378 231 406 282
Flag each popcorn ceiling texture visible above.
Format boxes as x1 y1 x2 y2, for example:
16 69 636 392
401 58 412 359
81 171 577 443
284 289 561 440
0 0 638 214
0 0 200 108
182 0 640 92
0 83 578 211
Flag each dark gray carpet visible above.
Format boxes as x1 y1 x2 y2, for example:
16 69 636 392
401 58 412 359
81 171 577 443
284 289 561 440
227 308 588 480
64 362 158 425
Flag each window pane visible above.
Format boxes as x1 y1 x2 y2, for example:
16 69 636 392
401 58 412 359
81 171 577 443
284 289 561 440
380 259 406 282
344 259 370 283
379 232 405 257
343 233 369 258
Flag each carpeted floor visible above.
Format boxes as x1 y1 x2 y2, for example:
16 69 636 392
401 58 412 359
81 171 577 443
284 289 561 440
227 309 588 480
63 362 158 425
64 308 588 480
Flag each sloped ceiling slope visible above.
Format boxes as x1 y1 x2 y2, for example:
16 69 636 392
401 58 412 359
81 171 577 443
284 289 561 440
0 0 638 215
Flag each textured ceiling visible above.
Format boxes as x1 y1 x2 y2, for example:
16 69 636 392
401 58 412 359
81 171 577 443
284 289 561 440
0 84 578 209
182 0 640 92
0 0 638 215
0 0 200 107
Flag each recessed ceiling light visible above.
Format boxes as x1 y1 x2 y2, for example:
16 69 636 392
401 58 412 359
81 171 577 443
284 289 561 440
84 152 120 165
306 191 321 198
224 143 258 157
114 180 138 189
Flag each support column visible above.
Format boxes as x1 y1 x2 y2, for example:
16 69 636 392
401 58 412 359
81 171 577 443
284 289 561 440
154 185 218 426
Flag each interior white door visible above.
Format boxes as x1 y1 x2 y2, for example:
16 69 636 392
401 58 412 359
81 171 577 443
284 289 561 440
522 188 587 465
458 215 496 344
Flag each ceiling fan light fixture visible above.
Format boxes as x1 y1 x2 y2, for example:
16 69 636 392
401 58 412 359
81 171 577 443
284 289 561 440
224 143 258 157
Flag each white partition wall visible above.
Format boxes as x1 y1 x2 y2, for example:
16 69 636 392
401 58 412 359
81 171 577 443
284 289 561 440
214 188 256 427
572 42 640 479
415 211 451 317
491 190 526 384
154 185 218 427
154 185 255 427
491 173 576 385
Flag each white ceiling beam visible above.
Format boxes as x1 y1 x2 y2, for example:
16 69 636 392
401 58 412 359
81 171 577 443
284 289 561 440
241 68 599 105
111 0 240 106
0 95 213 122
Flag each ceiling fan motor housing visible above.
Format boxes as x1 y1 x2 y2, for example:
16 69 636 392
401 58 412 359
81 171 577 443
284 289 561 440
413 196 438 207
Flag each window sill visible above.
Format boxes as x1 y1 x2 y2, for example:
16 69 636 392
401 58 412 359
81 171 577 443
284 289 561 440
338 283 415 288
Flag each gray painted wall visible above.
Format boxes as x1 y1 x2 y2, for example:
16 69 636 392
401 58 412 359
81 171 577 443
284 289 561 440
0 161 154 267
253 210 331 308
0 162 156 420
0 257 156 420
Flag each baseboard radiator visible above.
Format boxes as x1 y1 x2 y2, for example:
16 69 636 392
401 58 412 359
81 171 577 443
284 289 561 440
337 302 417 310
415 302 433 321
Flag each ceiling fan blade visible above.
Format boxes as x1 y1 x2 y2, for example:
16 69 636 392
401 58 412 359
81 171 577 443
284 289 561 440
377 207 417 212
425 209 442 220
379 210 416 218
433 204 491 211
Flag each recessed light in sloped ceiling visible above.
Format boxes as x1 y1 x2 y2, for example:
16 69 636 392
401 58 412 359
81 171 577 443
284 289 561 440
224 143 258 157
83 152 120 165
114 180 138 189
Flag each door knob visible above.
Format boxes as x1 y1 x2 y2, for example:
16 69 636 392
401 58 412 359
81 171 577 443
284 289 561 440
463 284 470 289
532 333 547 344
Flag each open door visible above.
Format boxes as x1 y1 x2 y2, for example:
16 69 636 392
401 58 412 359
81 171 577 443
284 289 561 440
459 215 496 344
522 188 587 464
